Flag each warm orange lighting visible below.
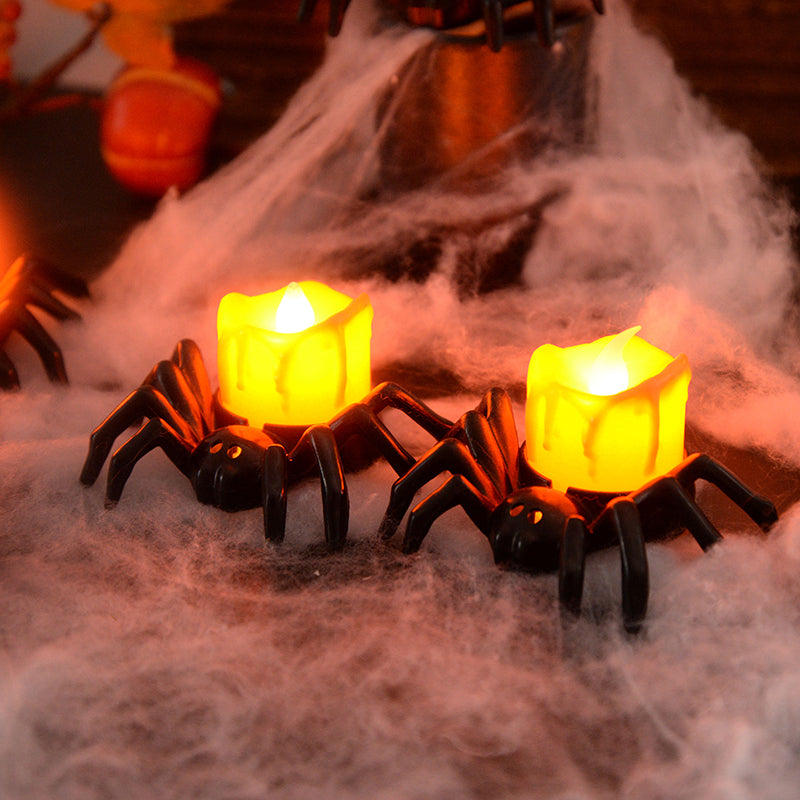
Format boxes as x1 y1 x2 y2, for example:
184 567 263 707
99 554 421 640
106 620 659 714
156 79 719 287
274 282 316 334
586 326 640 396
525 329 691 493
217 281 373 428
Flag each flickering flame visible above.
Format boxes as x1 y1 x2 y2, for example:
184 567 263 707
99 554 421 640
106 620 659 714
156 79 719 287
275 282 316 334
587 326 641 396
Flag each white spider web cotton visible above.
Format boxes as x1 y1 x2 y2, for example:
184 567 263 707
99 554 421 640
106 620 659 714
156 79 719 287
3 0 800 798
76 0 798 429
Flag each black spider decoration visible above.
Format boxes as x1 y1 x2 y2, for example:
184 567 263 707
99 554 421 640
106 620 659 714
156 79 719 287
0 254 89 389
297 0 604 50
80 339 453 548
379 387 778 631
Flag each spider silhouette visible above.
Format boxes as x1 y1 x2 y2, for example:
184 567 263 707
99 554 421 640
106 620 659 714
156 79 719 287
379 387 778 631
0 254 89 389
80 339 453 548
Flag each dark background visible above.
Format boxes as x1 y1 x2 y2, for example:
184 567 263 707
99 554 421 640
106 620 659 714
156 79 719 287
175 0 800 179
0 0 797 277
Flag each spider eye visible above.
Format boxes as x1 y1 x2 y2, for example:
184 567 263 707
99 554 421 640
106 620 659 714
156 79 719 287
209 442 223 453
528 509 544 525
227 445 242 459
509 504 525 517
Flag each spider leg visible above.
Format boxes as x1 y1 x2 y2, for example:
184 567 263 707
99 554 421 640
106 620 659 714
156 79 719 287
80 385 198 487
327 0 351 35
0 256 86 323
359 382 453 439
0 256 88 389
297 0 348 35
327 382 454 475
380 437 502 544
143 359 208 442
25 279 82 322
0 348 19 390
328 403 415 476
594 497 649 633
296 0 316 22
670 453 778 532
483 0 504 51
105 417 194 506
18 255 89 301
533 0 555 47
559 516 588 619
404 474 495 553
170 339 215 434
289 425 349 549
263 445 288 543
475 387 520 486
459 408 515 495
10 306 68 383
638 475 725 551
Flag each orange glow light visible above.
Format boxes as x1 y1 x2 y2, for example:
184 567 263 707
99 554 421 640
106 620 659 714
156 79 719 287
525 329 691 493
217 281 373 428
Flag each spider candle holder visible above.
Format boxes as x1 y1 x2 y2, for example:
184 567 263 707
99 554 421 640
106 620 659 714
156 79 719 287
379 327 776 632
81 339 454 549
380 377 777 633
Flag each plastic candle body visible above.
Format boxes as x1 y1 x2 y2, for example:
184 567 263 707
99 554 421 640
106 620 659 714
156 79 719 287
525 332 691 493
217 282 373 428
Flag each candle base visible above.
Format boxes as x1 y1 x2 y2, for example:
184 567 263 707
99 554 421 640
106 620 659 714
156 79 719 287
213 392 379 473
212 393 248 427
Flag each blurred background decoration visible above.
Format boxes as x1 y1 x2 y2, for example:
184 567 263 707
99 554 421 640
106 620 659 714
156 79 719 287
0 0 797 273
0 1 21 82
44 0 230 68
4 1 797 176
175 0 800 180
1 0 230 197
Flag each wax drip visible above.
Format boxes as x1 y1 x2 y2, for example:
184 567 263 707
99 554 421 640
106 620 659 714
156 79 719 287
540 354 690 483
229 294 371 422
273 325 348 417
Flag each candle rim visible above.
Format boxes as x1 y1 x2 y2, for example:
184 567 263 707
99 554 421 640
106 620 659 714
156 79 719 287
528 335 690 400
218 286 372 340
247 291 371 340
566 354 690 406
530 351 691 403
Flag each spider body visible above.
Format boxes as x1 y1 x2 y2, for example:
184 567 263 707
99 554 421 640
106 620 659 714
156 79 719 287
81 339 453 548
187 425 273 512
380 387 778 631
488 486 584 574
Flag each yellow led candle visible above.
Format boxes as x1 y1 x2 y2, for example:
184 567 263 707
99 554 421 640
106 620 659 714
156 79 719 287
525 327 691 493
217 281 373 428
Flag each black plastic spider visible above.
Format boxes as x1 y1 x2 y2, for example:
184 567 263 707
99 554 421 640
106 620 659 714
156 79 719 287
379 387 778 631
80 339 453 548
0 254 89 389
